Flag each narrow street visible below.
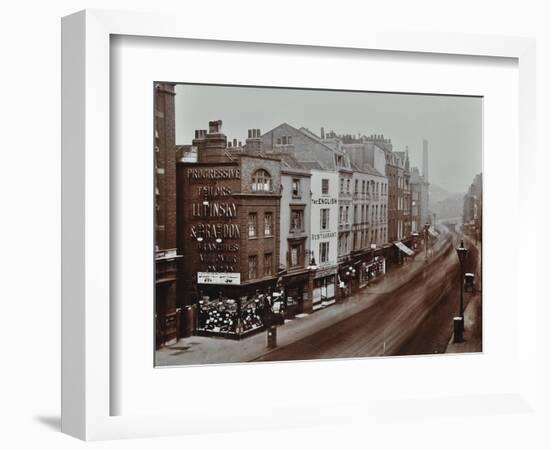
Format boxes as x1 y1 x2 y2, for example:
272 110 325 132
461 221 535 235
255 230 481 362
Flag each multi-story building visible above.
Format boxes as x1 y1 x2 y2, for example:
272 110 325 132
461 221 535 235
228 128 319 315
307 167 339 309
349 162 388 288
262 124 341 308
395 149 412 238
177 120 282 338
463 173 482 243
154 82 182 348
322 131 390 286
277 153 313 314
410 166 429 233
337 161 353 273
363 134 414 265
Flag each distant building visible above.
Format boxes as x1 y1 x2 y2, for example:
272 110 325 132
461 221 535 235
463 173 482 242
410 167 429 232
394 149 412 239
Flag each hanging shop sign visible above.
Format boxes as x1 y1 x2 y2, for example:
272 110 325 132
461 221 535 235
197 272 241 285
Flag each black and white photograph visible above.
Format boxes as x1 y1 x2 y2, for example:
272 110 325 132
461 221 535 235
154 83 483 366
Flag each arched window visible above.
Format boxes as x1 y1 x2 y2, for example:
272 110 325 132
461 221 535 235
251 169 272 192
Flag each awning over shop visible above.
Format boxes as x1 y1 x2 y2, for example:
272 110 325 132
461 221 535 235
394 241 414 256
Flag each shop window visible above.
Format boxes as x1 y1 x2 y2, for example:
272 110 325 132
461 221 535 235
251 169 272 192
264 212 273 236
321 208 330 230
248 213 257 238
248 255 257 279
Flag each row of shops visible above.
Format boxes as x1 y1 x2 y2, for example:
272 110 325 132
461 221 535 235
186 235 424 340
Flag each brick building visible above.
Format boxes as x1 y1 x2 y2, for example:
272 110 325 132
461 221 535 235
177 121 282 338
154 82 182 348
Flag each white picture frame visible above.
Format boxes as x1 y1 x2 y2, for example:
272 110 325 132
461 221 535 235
61 9 537 441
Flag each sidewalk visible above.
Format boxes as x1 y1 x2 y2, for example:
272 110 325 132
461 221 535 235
156 236 453 367
445 236 482 353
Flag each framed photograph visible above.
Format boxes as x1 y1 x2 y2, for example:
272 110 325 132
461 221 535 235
62 9 537 441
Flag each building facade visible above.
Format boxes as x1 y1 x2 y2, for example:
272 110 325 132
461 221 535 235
154 82 182 348
318 130 390 289
278 153 313 315
463 173 482 243
177 120 282 338
262 124 341 309
308 168 340 309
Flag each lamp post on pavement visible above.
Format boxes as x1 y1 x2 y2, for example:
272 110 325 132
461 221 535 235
304 254 318 314
454 240 468 342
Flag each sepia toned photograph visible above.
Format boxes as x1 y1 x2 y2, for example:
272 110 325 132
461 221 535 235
154 83 482 367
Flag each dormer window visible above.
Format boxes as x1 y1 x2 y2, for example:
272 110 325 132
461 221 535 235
251 169 272 192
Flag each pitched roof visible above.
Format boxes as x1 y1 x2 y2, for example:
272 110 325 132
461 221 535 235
300 161 325 170
277 152 307 171
350 159 384 177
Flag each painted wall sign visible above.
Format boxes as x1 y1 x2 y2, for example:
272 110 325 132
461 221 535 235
188 167 240 180
312 198 337 205
311 231 337 240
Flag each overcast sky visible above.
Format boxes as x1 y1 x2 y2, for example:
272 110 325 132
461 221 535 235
174 84 482 194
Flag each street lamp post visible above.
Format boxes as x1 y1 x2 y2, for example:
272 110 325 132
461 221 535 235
305 253 318 314
454 240 468 342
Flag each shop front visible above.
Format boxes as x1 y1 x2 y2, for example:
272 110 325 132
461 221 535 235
338 260 357 298
196 277 282 339
394 240 415 264
312 265 338 310
363 255 386 284
281 270 310 317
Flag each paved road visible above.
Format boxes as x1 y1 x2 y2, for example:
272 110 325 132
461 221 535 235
255 230 480 362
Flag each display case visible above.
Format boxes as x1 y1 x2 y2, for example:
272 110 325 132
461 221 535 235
197 291 285 338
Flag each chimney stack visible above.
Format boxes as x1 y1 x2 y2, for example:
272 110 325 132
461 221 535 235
422 139 429 182
245 128 263 153
196 120 229 163
320 127 325 139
